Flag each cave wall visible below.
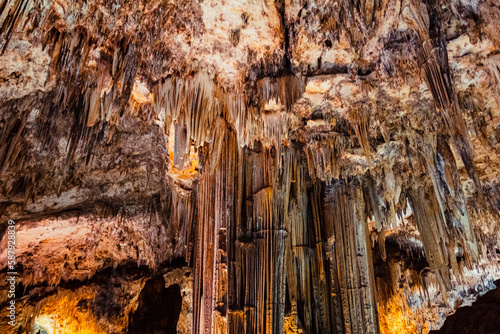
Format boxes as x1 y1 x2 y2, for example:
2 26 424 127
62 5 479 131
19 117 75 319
1 0 500 333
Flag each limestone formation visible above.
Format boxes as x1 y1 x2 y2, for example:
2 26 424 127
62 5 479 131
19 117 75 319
0 0 500 333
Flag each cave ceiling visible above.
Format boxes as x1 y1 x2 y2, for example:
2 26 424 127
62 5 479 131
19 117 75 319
0 0 500 333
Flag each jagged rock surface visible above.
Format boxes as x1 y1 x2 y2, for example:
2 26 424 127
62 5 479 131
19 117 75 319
1 0 500 333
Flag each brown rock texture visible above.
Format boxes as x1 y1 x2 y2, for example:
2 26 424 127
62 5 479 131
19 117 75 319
0 0 500 333
429 280 500 334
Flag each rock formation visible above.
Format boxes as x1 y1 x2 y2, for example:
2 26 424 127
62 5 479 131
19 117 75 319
0 0 499 333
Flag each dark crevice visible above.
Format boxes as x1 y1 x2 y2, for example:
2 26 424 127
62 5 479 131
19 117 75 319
128 276 183 334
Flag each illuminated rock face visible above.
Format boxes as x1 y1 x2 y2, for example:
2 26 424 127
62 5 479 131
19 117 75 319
1 0 500 333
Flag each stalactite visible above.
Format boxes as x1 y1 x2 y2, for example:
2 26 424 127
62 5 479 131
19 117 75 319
153 73 217 168
306 134 342 184
152 71 303 172
403 0 483 203
174 121 189 168
257 75 305 112
348 107 371 163
485 55 500 108
0 0 32 54
224 92 250 146
440 138 478 264
0 115 27 176
458 91 490 149
364 175 384 232
408 181 452 297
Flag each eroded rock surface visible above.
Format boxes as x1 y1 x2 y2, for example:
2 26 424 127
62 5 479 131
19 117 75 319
0 0 500 333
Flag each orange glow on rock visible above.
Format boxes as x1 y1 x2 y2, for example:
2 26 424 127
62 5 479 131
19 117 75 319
34 293 106 334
